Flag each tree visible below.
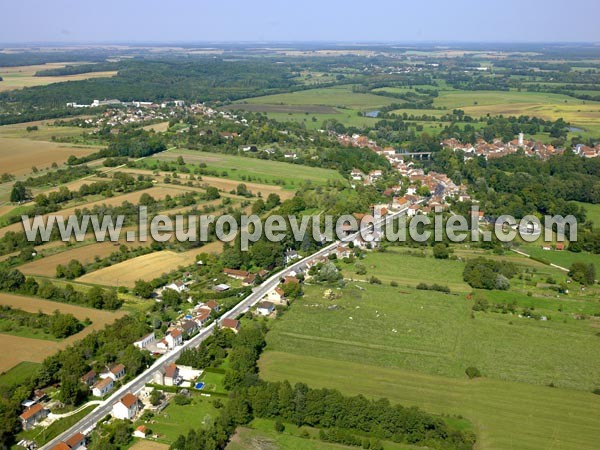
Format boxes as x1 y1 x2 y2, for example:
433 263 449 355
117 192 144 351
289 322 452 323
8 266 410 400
149 389 162 406
133 280 153 298
9 182 29 203
569 262 596 285
432 243 450 259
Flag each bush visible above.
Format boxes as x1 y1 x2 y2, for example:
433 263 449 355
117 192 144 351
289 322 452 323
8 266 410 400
465 366 482 379
174 394 191 405
274 420 285 433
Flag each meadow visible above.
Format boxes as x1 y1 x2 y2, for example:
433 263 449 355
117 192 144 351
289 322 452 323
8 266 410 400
258 246 600 449
150 148 346 188
259 352 600 450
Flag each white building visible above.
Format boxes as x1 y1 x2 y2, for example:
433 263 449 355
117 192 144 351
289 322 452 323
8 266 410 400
133 332 156 350
112 393 139 420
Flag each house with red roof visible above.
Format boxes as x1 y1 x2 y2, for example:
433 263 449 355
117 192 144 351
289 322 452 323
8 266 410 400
19 403 48 430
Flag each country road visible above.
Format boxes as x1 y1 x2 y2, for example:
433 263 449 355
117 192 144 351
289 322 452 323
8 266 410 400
41 206 411 449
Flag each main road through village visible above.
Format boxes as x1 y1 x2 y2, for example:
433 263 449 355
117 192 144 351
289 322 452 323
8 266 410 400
42 206 412 449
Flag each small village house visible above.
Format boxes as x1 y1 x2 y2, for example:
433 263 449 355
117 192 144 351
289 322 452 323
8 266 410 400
112 393 140 420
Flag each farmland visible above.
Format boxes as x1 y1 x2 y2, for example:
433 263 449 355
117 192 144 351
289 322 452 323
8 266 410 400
76 249 203 287
0 63 117 92
0 137 96 177
0 293 126 372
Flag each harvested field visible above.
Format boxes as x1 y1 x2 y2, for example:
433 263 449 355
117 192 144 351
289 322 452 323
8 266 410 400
129 441 169 450
0 137 97 176
0 63 116 92
0 293 126 372
142 121 170 132
77 250 194 287
18 241 131 276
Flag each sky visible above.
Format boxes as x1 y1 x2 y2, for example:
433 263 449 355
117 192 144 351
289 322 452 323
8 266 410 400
1 0 599 44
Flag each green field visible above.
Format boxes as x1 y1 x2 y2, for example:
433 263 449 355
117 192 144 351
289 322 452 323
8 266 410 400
518 243 600 271
135 395 217 444
239 83 600 137
227 418 420 450
258 247 600 450
259 352 600 450
0 361 40 387
150 148 346 188
575 201 600 228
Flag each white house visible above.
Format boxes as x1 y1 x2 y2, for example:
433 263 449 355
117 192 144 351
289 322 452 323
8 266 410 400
92 377 114 397
153 363 179 386
133 425 149 439
164 281 187 294
102 364 125 381
112 393 139 420
256 301 275 316
267 287 286 305
133 332 156 350
165 329 183 349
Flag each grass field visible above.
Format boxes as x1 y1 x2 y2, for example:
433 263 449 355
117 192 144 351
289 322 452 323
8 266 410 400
0 63 116 92
258 246 600 449
575 201 600 228
518 243 600 270
0 293 126 372
259 352 600 450
0 361 41 387
134 395 217 444
151 148 346 188
227 418 419 450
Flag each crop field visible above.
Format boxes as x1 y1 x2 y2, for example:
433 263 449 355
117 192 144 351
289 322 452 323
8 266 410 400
0 137 97 176
259 352 600 450
151 148 346 188
0 293 126 372
0 63 117 92
76 250 196 287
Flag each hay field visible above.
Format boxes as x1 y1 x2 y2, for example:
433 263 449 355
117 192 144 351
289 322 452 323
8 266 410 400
76 250 193 287
0 63 116 92
129 441 169 450
18 241 130 276
0 137 96 176
142 121 170 132
0 293 126 372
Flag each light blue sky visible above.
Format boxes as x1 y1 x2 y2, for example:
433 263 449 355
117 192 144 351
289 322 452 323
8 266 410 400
1 0 599 43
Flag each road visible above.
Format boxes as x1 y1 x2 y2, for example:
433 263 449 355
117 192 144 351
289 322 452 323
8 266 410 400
41 206 410 449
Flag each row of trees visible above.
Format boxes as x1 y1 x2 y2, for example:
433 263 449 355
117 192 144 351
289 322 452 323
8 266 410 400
0 306 84 339
0 268 122 310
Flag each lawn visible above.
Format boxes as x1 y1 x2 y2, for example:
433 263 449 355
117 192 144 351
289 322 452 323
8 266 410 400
150 148 346 188
199 369 227 394
135 395 217 444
